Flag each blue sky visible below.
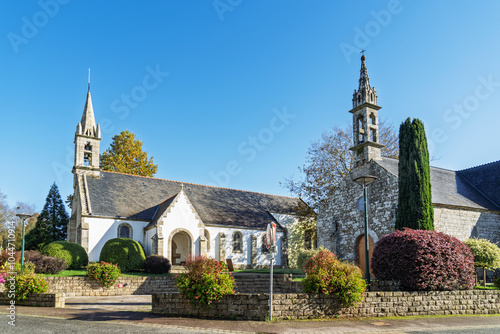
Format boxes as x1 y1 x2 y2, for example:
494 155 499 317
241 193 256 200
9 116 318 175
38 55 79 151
2 1 500 212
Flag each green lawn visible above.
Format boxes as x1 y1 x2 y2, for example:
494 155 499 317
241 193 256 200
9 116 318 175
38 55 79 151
474 285 498 290
44 270 172 277
233 268 304 275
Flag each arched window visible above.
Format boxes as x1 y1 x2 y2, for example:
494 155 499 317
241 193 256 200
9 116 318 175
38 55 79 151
117 223 133 239
261 234 269 253
232 231 243 253
204 229 210 252
369 113 376 125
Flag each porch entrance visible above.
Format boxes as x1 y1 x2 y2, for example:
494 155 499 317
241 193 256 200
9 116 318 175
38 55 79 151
171 231 191 265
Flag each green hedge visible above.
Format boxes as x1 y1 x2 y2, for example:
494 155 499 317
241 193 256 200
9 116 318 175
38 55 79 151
41 241 89 269
99 238 146 272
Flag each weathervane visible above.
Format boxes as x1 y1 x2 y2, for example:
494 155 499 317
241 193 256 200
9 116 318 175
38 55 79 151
360 49 366 55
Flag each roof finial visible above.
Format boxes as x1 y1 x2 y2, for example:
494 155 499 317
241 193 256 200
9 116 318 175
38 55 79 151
88 68 91 92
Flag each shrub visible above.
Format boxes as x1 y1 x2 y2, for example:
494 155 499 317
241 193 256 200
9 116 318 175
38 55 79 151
465 238 500 286
41 241 88 269
175 256 235 308
144 255 172 274
87 261 121 289
10 262 49 301
0 251 21 263
372 228 475 291
302 249 366 306
99 238 146 272
24 250 67 274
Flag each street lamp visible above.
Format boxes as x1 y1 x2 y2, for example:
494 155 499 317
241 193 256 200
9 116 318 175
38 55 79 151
16 213 31 269
353 175 377 291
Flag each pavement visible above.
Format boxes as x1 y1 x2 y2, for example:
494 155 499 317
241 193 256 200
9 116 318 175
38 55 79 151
2 295 500 333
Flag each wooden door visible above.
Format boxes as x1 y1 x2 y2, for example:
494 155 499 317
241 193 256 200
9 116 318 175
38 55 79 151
358 234 375 277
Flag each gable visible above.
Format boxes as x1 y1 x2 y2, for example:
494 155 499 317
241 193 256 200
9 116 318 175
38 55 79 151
458 161 500 208
375 157 500 211
85 171 301 229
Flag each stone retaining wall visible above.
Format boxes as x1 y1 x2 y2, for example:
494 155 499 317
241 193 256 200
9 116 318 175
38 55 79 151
152 290 500 321
0 293 65 308
40 274 302 296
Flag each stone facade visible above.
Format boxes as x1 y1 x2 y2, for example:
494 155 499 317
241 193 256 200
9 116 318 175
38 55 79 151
152 290 500 320
318 161 398 262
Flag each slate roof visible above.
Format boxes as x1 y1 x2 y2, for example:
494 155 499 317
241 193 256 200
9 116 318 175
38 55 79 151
85 171 302 230
458 160 500 209
375 157 500 211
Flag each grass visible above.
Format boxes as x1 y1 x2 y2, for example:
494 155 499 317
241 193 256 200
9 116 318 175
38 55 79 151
234 268 304 275
44 270 172 277
474 285 498 290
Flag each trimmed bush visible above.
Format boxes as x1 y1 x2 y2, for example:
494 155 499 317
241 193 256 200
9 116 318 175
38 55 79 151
372 228 475 291
99 238 146 272
41 241 88 269
176 256 235 308
144 255 172 274
24 250 67 274
302 249 366 306
87 261 121 289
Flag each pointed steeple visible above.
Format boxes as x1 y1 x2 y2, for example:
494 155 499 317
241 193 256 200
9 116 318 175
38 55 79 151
78 92 98 137
352 54 378 108
349 54 383 167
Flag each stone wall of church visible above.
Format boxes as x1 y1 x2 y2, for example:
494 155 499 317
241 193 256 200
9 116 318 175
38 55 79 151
318 160 398 263
434 206 500 243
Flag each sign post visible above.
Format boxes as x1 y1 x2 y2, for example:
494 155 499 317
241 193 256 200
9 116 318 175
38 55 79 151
266 223 276 321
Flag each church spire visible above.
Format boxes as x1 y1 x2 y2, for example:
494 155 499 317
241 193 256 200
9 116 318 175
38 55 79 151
77 91 100 138
352 54 378 108
349 54 383 167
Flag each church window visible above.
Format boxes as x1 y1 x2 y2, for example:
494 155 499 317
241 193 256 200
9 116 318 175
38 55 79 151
370 129 377 142
261 234 269 253
83 142 92 167
232 231 243 253
117 223 133 239
204 229 210 252
304 230 313 250
357 117 365 144
370 113 376 125
152 234 158 254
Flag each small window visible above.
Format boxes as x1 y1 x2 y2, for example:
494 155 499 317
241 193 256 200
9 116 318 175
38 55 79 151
204 229 210 252
232 231 243 253
118 223 133 239
83 152 91 167
304 230 312 250
84 142 92 151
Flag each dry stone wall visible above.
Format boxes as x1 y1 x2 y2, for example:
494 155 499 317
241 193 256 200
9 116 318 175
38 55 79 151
153 290 500 321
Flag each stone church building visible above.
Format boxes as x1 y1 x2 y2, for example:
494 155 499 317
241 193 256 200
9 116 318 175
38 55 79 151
68 89 308 267
317 55 500 274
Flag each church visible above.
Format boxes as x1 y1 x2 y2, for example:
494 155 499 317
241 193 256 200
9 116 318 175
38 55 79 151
68 89 308 268
317 55 500 275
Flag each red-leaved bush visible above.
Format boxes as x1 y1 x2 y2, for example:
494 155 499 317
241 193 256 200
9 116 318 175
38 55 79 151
372 228 475 291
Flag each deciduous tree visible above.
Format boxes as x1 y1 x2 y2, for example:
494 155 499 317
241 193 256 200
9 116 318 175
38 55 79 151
283 121 398 211
100 130 158 177
465 238 500 286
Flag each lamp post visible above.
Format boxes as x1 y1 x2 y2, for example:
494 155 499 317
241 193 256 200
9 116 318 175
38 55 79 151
353 175 377 291
16 213 31 269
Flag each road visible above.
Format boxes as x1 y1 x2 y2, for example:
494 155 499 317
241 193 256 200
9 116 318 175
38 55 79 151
1 314 500 334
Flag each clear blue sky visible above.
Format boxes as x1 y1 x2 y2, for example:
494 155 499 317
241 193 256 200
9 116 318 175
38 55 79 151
2 1 500 212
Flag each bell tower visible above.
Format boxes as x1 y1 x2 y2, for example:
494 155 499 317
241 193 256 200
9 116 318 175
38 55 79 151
73 88 101 179
349 54 384 167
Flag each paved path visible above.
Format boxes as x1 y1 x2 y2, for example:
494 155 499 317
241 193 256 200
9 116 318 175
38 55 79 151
2 295 500 333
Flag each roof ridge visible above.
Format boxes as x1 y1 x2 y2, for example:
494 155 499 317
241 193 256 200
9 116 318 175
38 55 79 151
457 159 500 173
381 156 457 173
100 170 299 200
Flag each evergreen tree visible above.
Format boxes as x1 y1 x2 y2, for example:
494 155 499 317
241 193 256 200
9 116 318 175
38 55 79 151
100 130 158 177
396 118 434 230
25 183 68 250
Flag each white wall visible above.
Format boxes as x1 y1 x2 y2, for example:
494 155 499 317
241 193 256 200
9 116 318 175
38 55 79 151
86 217 149 262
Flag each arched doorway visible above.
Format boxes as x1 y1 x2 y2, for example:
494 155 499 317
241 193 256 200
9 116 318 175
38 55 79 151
357 234 375 277
171 231 191 265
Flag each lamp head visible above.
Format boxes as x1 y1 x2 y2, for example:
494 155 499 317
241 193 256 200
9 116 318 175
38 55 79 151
353 175 378 187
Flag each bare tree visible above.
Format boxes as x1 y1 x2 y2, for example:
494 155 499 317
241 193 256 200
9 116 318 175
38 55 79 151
283 120 398 211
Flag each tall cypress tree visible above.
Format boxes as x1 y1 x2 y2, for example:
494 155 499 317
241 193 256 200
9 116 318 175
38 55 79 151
395 118 434 230
25 183 69 250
